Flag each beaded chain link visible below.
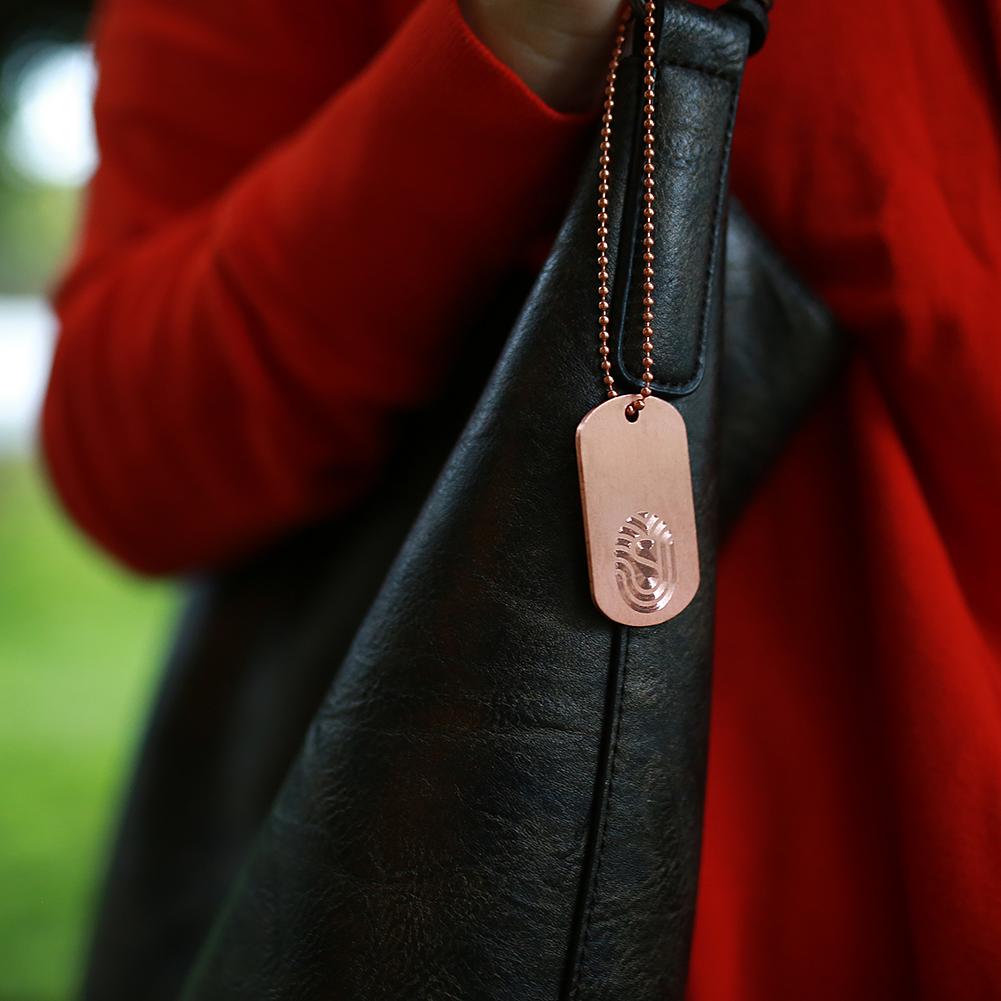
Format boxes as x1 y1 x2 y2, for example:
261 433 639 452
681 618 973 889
595 0 658 419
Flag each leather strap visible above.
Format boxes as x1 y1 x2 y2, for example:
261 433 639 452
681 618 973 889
633 1 771 56
721 0 771 54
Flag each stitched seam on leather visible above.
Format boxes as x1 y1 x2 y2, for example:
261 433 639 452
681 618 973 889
651 65 739 394
567 628 631 1001
616 62 740 396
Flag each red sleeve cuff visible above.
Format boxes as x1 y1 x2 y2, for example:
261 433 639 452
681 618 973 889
442 0 596 128
214 0 597 408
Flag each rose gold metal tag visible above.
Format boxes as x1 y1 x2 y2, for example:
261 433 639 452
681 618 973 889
576 396 700 627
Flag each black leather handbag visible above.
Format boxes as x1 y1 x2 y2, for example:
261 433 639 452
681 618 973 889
81 3 842 999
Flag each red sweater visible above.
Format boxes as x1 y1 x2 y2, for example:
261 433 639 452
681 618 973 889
44 0 1001 997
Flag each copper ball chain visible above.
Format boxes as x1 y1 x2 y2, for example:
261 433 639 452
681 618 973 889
595 0 658 420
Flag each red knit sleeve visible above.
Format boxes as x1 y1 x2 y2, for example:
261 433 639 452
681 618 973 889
43 0 591 574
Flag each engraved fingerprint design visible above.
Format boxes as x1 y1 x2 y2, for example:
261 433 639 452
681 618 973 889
614 512 677 614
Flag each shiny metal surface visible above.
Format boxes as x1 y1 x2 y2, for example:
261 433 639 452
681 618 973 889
576 395 700 626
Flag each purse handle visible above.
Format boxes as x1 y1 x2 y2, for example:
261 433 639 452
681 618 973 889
632 0 772 54
723 0 771 52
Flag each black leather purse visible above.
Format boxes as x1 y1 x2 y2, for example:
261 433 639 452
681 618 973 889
81 3 842 999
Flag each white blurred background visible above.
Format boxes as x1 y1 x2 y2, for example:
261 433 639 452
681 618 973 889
0 41 96 455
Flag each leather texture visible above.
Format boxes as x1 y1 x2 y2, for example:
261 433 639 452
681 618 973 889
79 4 842 1000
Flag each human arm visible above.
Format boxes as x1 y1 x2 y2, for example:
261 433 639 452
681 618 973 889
43 0 615 573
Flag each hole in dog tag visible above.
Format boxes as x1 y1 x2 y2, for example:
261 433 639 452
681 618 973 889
576 396 700 627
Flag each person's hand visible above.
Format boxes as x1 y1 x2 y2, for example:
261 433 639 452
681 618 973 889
460 0 626 112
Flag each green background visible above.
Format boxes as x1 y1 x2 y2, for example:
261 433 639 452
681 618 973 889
1 28 176 999
0 462 173 1000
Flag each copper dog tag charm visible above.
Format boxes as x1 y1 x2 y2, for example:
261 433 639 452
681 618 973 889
576 396 700 627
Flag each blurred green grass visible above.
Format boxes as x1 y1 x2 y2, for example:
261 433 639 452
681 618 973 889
0 459 174 1001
